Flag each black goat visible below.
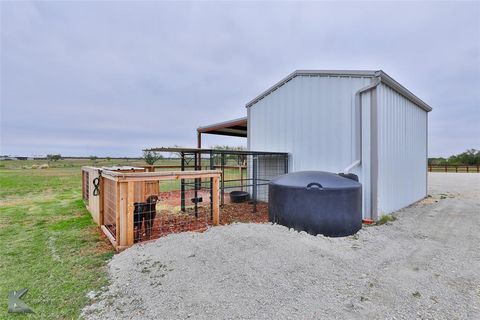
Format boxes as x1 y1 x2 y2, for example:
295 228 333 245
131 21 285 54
133 195 159 242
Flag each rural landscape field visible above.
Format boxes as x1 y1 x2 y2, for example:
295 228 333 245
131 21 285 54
0 159 147 319
1 159 479 319
2 1 479 319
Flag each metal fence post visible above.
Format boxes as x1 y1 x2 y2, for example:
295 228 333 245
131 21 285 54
221 153 225 206
252 155 258 213
284 154 289 174
210 150 214 219
181 152 185 212
194 151 199 218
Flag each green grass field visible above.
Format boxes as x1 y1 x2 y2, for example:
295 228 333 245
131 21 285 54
0 159 151 319
0 158 248 318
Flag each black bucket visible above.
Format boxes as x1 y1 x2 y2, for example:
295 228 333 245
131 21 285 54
230 191 250 203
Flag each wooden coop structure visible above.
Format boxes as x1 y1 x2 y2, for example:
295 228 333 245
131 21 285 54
82 166 221 251
82 149 288 251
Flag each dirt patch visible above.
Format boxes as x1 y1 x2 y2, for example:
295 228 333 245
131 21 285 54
132 201 268 241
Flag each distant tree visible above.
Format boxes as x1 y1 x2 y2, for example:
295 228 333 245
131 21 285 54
47 154 62 162
89 155 98 162
106 157 112 162
212 145 247 165
429 149 480 166
143 151 163 166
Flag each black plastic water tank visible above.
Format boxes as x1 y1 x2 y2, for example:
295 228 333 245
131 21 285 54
268 171 362 237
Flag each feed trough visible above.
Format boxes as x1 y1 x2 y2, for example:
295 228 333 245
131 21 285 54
229 191 250 203
268 171 362 237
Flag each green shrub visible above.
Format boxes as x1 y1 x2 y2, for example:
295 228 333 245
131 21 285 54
376 214 397 225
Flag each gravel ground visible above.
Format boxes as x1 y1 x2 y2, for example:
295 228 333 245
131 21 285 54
83 173 480 320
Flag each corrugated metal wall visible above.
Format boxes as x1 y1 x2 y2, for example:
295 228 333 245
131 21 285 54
248 75 374 217
249 75 372 171
376 83 428 215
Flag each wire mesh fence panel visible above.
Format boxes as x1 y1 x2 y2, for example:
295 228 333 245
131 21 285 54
103 178 117 240
153 149 289 213
82 171 89 201
89 150 289 249
134 177 212 243
255 154 288 202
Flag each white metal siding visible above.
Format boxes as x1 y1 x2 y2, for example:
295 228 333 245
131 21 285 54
249 75 371 171
249 75 373 217
376 83 428 215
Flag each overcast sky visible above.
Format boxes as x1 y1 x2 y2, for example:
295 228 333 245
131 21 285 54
1 1 479 158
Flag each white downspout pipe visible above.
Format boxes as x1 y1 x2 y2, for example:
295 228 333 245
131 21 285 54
342 76 382 174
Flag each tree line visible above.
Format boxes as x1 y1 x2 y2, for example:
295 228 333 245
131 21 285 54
429 149 480 165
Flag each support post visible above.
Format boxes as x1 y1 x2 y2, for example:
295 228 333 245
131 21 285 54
99 176 104 226
127 181 134 246
210 150 214 219
119 182 128 248
221 153 225 206
115 181 120 244
252 155 258 213
197 132 202 148
181 152 185 212
212 176 220 225
194 151 199 218
284 154 289 173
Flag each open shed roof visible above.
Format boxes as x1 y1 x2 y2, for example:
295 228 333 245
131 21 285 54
197 116 247 137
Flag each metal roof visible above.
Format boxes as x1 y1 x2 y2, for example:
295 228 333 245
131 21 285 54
144 147 287 155
197 117 247 137
245 70 432 112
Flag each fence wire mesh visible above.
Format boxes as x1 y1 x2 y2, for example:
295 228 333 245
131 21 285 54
97 149 288 245
103 178 117 239
82 171 89 201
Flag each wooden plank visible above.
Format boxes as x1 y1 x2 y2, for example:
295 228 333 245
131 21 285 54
119 182 128 247
127 181 134 246
212 176 220 226
101 225 117 250
115 181 120 244
115 173 222 182
99 176 104 225
104 169 221 178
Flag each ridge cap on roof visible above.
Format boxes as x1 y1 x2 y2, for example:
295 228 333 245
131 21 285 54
245 69 431 112
245 70 377 108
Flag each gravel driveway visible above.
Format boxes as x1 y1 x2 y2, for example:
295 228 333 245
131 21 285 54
83 173 480 320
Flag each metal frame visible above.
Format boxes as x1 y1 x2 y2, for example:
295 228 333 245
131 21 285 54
146 148 289 213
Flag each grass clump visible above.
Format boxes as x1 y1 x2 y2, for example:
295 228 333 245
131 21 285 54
376 214 397 225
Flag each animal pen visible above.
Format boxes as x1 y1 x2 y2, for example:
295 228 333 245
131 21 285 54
82 149 288 250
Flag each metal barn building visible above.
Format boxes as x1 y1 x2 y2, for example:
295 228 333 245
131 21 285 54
198 70 432 220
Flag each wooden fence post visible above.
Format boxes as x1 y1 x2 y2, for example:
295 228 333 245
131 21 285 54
99 177 104 226
127 181 134 246
212 176 220 226
115 181 120 245
119 182 128 248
